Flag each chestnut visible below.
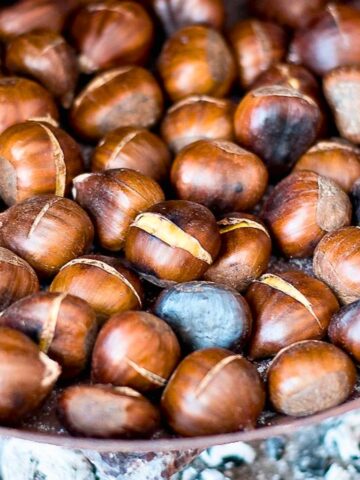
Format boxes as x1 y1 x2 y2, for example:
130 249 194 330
0 120 84 205
92 311 181 391
313 227 360 304
353 180 360 225
329 300 360 363
171 139 268 213
161 96 235 154
0 292 97 378
50 255 143 320
57 385 160 438
124 200 221 285
268 340 356 417
70 0 154 73
154 281 252 352
245 271 339 359
70 66 163 142
0 195 94 277
234 86 322 176
5 30 79 108
262 171 352 258
293 138 360 193
204 213 271 291
229 19 287 89
0 77 58 136
72 169 164 251
161 348 265 437
0 327 60 424
288 4 360 76
91 127 171 183
157 26 236 102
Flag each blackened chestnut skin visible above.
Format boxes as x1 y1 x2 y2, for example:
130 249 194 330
154 281 252 352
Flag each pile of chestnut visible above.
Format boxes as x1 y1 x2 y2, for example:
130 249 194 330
0 0 360 441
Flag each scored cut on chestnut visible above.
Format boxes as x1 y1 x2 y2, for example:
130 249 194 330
329 300 360 363
161 347 265 437
92 311 181 391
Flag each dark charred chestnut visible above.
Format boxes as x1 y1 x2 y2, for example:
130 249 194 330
204 214 271 291
161 348 265 436
329 300 360 363
268 340 357 417
57 384 160 438
158 25 236 102
124 200 221 285
92 311 181 391
0 292 97 378
262 171 352 258
246 271 339 359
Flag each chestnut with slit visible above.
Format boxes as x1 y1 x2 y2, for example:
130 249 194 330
329 300 360 363
161 348 265 437
0 292 97 378
124 200 221 286
262 171 352 258
268 340 357 417
245 271 339 359
92 311 181 391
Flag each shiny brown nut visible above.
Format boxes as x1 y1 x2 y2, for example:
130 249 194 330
329 300 360 363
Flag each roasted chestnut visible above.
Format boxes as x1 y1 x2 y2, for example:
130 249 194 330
91 127 171 183
0 327 60 423
313 227 360 305
353 180 360 225
229 19 286 89
161 348 265 436
262 171 352 258
246 271 339 359
268 340 357 417
294 138 360 193
57 385 160 438
158 25 236 102
50 255 143 320
92 311 181 391
6 30 79 108
70 0 154 73
0 120 84 205
234 86 322 176
204 214 271 291
124 200 221 285
171 139 268 213
70 66 163 142
73 169 164 251
329 300 360 363
154 281 252 352
0 292 97 378
0 77 58 136
0 195 94 277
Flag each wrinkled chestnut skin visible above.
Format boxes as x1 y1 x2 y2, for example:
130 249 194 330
171 140 268 213
204 213 271 291
0 120 84 205
229 20 286 89
70 0 154 73
161 96 235 154
70 66 163 142
0 327 61 424
57 384 160 438
294 138 360 193
50 255 143 321
92 311 181 391
0 77 58 136
0 293 97 378
329 300 360 363
234 86 322 176
313 227 360 305
161 348 265 437
262 171 352 258
0 195 94 277
158 26 236 102
268 340 356 417
6 30 79 108
289 5 360 76
246 271 340 359
91 127 171 183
